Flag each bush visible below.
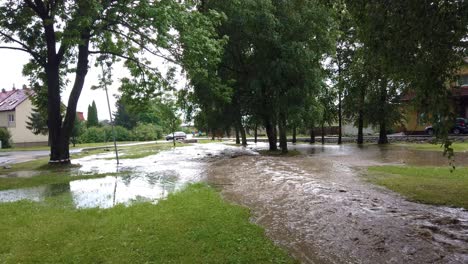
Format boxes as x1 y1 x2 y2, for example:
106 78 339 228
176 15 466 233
78 127 106 143
0 128 12 148
104 125 134 142
133 123 162 141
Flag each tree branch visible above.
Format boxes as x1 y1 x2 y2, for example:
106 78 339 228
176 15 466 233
0 32 45 64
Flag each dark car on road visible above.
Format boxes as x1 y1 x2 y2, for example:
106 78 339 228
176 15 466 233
165 131 187 141
425 118 468 135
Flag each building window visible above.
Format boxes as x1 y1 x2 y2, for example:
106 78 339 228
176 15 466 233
459 75 468 87
8 114 14 123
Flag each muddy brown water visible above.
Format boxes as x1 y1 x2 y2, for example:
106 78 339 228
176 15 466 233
0 143 467 263
207 143 468 264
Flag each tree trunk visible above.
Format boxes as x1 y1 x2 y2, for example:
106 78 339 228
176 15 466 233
237 115 247 146
321 123 325 144
240 124 247 146
211 128 215 140
357 110 364 144
235 126 240 144
278 114 288 153
378 78 389 144
338 92 342 145
292 126 297 144
310 126 315 144
265 119 278 151
46 22 90 164
254 123 258 144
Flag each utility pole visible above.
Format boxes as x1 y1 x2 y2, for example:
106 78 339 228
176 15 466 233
98 56 120 164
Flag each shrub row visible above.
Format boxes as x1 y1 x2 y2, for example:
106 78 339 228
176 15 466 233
78 123 163 143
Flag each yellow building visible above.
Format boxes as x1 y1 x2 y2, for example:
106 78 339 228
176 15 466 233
0 87 48 147
402 62 468 134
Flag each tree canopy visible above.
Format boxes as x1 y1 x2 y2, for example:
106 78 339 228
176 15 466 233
0 0 225 163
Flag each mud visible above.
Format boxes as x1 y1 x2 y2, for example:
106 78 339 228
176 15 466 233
207 143 468 264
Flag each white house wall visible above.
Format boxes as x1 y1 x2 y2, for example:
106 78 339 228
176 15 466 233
6 98 48 145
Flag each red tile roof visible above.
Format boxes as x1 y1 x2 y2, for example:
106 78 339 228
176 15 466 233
0 88 33 112
77 111 85 121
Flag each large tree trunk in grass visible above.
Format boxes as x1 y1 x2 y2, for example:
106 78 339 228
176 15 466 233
240 123 247 146
235 126 240 144
310 126 315 144
378 78 389 144
236 115 247 146
254 123 258 143
292 126 297 144
265 118 278 151
278 113 288 153
338 92 342 145
47 24 90 164
378 121 388 144
321 123 325 144
357 110 364 144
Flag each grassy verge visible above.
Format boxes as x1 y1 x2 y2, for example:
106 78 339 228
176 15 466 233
0 184 295 263
0 172 122 191
400 142 468 152
367 166 468 209
0 149 112 191
110 143 173 159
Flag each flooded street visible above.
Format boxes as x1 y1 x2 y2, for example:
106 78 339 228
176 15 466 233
207 143 468 264
1 142 467 263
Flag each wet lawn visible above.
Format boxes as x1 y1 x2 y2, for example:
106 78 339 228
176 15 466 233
108 143 173 159
368 166 468 209
401 142 468 152
0 149 112 191
0 184 295 263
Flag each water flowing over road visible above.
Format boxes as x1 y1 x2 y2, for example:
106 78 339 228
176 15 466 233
207 144 468 264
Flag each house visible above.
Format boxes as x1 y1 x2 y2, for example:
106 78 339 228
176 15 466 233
402 60 468 134
0 86 48 147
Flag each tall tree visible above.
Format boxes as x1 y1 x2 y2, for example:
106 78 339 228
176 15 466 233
0 0 224 164
86 101 99 128
347 0 468 148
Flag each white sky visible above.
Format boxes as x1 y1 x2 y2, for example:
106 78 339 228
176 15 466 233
0 49 122 120
0 49 184 121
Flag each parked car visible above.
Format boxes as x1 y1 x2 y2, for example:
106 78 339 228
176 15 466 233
165 131 187 141
425 118 468 135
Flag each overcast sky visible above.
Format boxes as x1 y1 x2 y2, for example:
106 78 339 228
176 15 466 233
0 49 124 121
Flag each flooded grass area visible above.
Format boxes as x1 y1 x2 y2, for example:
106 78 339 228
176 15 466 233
400 141 468 152
367 166 468 209
0 184 295 263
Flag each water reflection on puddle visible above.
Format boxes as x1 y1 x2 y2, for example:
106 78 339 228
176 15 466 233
0 144 256 208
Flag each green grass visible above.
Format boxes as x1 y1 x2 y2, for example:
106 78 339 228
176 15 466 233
0 172 121 191
110 143 173 159
400 142 468 152
0 148 114 191
367 166 468 209
0 184 296 263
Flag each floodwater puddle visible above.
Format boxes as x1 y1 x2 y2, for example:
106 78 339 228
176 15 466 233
0 143 256 208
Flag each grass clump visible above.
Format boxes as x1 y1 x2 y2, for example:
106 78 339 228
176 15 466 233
368 166 468 209
0 184 296 263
